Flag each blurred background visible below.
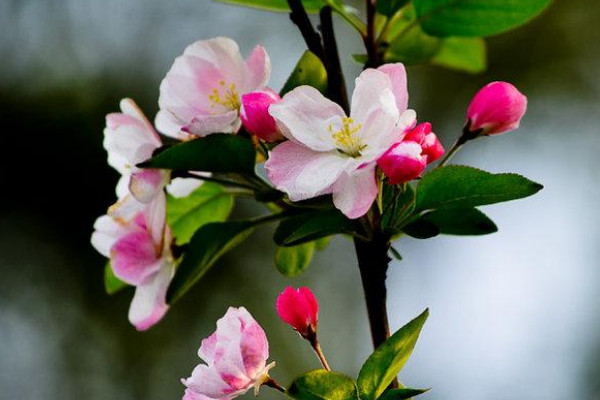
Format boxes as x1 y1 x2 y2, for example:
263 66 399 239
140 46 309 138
1 0 599 399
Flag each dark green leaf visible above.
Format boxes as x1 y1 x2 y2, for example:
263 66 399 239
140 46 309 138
379 388 430 400
382 183 416 232
413 0 553 37
357 309 429 400
377 0 410 17
389 246 403 261
167 183 234 245
167 221 255 303
314 236 332 251
139 134 257 175
104 263 128 295
404 208 497 238
275 242 316 277
430 37 487 73
281 51 328 96
273 210 362 247
288 370 359 400
416 166 543 211
215 0 324 12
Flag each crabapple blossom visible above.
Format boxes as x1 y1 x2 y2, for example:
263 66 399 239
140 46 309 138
466 81 527 136
91 193 174 330
104 98 201 203
182 307 275 400
157 37 271 139
276 286 318 338
266 64 416 219
240 89 282 142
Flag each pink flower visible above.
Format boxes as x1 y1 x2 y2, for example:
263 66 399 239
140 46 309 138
240 89 282 142
182 307 275 400
276 287 318 338
91 193 174 330
466 81 527 136
266 64 416 219
404 122 445 163
157 37 271 139
105 98 201 202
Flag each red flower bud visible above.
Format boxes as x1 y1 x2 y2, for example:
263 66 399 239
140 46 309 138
275 286 318 337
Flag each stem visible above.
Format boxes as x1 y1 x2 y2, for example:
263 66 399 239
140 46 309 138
436 139 463 167
286 0 325 62
264 378 286 394
173 171 257 190
319 6 350 113
308 333 331 371
364 0 378 68
354 231 399 388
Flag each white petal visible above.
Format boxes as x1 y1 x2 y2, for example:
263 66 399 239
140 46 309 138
166 177 203 198
269 86 345 152
91 215 126 257
332 165 378 219
128 260 174 331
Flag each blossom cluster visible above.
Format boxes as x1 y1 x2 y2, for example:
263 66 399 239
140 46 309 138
90 36 527 332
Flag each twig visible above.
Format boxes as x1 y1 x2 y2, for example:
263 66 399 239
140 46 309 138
286 0 325 62
319 6 350 113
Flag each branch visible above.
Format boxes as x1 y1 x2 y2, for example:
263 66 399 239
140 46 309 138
286 0 325 61
319 6 350 113
364 0 379 68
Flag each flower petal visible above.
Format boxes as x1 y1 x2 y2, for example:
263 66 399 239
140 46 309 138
377 63 408 113
244 45 271 92
91 215 126 257
130 169 170 204
167 177 204 198
183 111 239 136
128 260 174 331
265 141 348 201
332 164 378 219
111 231 161 285
184 364 233 399
269 86 344 152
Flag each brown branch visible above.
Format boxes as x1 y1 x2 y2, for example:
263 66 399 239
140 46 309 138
286 0 325 62
319 6 350 113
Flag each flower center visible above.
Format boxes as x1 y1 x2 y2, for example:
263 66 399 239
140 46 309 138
330 117 366 157
208 80 241 111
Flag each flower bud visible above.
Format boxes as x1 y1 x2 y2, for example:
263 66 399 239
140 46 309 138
276 286 318 338
378 141 427 185
466 81 527 136
404 122 444 164
240 89 282 142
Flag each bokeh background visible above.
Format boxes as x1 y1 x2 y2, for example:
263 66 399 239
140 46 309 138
1 0 599 399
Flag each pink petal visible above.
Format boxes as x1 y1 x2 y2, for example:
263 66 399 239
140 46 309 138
244 45 271 92
143 192 167 250
265 141 349 202
155 110 193 140
421 131 445 163
466 81 527 135
240 90 282 142
332 164 379 219
130 169 170 204
275 287 318 336
269 86 344 152
128 260 174 331
184 363 235 398
239 313 269 376
111 231 160 285
377 141 427 185
199 333 219 364
377 63 408 113
183 111 240 136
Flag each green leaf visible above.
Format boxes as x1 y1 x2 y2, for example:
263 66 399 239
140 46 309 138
430 37 487 73
378 388 430 400
167 221 255 303
357 309 429 400
413 0 553 37
139 134 256 175
377 0 410 17
385 23 442 65
215 0 324 12
273 209 362 247
167 182 234 245
288 370 359 400
416 166 543 211
403 208 497 239
275 242 316 277
104 263 128 295
281 51 328 96
314 236 332 251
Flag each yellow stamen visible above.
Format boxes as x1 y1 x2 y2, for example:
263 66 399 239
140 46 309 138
208 80 241 111
330 117 366 157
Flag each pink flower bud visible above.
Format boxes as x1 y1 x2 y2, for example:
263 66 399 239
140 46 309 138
378 141 427 185
276 286 318 337
404 122 444 164
466 81 527 136
240 89 283 142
